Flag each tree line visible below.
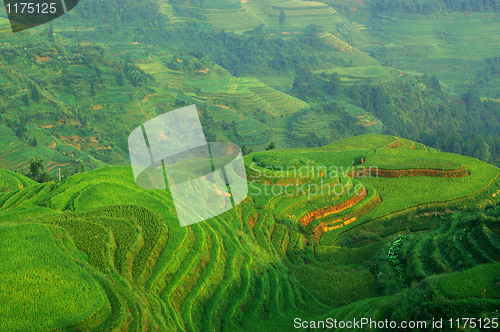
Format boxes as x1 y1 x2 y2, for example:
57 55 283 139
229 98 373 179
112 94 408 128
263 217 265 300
347 76 500 163
289 64 500 163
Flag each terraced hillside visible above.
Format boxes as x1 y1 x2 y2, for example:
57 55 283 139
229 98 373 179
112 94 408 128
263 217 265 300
0 18 12 38
204 4 263 31
0 0 396 171
1 134 499 331
315 66 402 86
156 0 340 32
0 169 36 192
131 50 312 149
319 32 353 51
247 134 500 243
195 77 309 117
0 29 162 175
157 0 185 24
355 12 500 87
245 0 342 29
287 101 383 147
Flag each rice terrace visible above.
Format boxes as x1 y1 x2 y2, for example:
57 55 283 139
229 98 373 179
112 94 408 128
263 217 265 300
1 0 500 331
1 134 500 331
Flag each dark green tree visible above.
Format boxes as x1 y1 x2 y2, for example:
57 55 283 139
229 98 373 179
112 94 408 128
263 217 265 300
292 65 321 100
407 1 417 13
27 157 50 182
39 171 51 183
292 66 313 90
471 0 484 11
463 0 472 12
329 72 342 95
429 75 441 92
302 24 321 47
479 141 492 161
484 0 492 10
492 0 500 12
30 137 38 147
15 126 26 140
48 23 54 43
22 94 30 107
349 83 362 107
241 145 254 156
116 72 125 86
31 85 41 103
266 141 276 150
279 9 286 26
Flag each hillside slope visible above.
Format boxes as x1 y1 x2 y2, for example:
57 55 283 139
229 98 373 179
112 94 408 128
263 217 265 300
1 135 499 331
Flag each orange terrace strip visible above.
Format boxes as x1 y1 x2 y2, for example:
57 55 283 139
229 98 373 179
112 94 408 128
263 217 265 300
386 140 403 149
57 119 81 126
248 212 258 229
312 192 382 240
60 135 84 142
299 187 367 227
47 162 71 172
36 54 52 62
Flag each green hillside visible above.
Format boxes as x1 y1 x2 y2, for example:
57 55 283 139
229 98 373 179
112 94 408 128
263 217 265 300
0 15 378 174
2 0 499 177
245 0 341 30
338 0 500 90
1 0 500 329
0 223 107 331
1 135 499 331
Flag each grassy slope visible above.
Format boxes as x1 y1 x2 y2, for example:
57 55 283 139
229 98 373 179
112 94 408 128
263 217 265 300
0 169 37 192
1 134 499 331
0 223 107 331
245 0 341 31
245 134 500 243
2 1 500 327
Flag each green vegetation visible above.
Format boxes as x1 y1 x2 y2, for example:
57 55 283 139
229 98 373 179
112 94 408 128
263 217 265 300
364 152 464 171
324 134 397 151
387 235 413 289
0 223 107 331
1 0 500 329
432 263 500 299
2 0 500 172
246 0 341 30
0 134 499 330
0 169 37 192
